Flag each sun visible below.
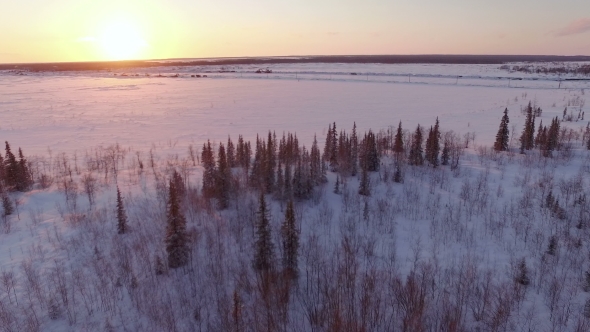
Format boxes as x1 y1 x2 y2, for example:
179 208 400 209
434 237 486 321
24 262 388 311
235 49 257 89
99 20 147 60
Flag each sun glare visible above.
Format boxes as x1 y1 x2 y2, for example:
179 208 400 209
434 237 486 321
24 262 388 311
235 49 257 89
99 20 147 60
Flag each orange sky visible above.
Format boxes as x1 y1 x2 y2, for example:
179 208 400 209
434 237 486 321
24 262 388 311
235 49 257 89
1 0 589 63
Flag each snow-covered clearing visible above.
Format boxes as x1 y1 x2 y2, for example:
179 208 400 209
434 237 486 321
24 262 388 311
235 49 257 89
1 63 590 331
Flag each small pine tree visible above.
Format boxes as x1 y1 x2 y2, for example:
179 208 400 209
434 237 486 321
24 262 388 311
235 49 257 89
408 125 424 166
584 299 590 318
516 259 530 286
281 200 299 279
116 187 128 234
155 255 166 275
334 175 341 194
393 121 404 155
358 167 370 196
254 193 274 272
546 236 557 256
166 176 189 268
393 163 403 183
216 143 231 209
2 193 13 217
583 270 590 292
494 108 510 151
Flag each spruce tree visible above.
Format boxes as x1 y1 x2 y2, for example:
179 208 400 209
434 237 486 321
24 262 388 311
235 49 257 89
166 176 189 268
425 118 440 167
16 148 31 191
2 193 13 217
329 122 338 171
281 200 299 279
494 108 510 152
201 141 216 198
516 259 530 286
227 136 236 168
519 103 535 153
116 187 128 234
408 125 424 166
351 122 359 176
254 193 274 272
4 142 19 191
393 121 404 155
216 143 231 209
441 138 450 166
358 166 370 196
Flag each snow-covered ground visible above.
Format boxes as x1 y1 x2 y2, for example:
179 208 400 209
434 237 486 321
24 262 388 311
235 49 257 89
1 63 590 331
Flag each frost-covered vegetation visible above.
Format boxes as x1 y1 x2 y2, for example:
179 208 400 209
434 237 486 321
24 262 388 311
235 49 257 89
3 100 590 331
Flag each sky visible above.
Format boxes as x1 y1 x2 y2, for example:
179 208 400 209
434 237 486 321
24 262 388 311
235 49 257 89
0 0 589 63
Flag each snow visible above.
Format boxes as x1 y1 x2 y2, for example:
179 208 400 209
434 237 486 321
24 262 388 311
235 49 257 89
1 62 590 331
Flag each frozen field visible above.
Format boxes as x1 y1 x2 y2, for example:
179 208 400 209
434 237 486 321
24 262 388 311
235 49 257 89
2 62 589 155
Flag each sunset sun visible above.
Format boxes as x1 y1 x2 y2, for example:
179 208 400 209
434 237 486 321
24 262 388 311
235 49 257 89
99 20 147 60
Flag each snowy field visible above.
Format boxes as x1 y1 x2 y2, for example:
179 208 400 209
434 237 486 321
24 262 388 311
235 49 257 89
1 63 590 331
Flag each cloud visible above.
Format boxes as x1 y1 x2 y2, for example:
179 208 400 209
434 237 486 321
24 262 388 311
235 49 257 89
326 32 340 36
76 36 96 42
556 18 590 36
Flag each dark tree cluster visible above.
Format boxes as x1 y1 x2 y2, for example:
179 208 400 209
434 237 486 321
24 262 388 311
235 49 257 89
1 141 32 192
494 103 562 158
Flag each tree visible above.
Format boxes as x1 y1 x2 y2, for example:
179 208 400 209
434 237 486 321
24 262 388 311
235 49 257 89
254 193 274 272
116 187 128 234
408 125 424 166
425 118 440 167
216 143 231 209
393 121 404 155
358 166 370 196
493 108 510 151
16 148 32 191
515 259 530 286
2 193 13 217
227 136 236 168
281 200 299 279
519 103 535 153
3 142 19 191
201 140 216 198
351 122 359 176
166 174 189 268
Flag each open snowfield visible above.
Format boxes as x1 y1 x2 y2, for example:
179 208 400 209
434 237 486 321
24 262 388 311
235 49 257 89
2 63 589 155
1 63 590 331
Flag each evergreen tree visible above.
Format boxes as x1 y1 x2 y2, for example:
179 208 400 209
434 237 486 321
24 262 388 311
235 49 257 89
216 143 231 209
358 166 370 196
494 108 510 152
4 142 19 191
2 193 13 217
360 130 379 172
116 187 128 234
227 136 236 168
310 135 324 185
534 120 543 147
425 118 440 167
323 123 333 162
441 138 450 166
333 175 341 194
351 122 359 176
275 161 284 201
516 259 530 286
254 193 274 272
393 163 403 183
281 200 299 279
408 125 424 166
264 131 276 194
166 176 189 268
544 117 560 157
16 148 31 191
393 121 404 155
201 141 216 198
329 122 338 171
519 103 535 153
